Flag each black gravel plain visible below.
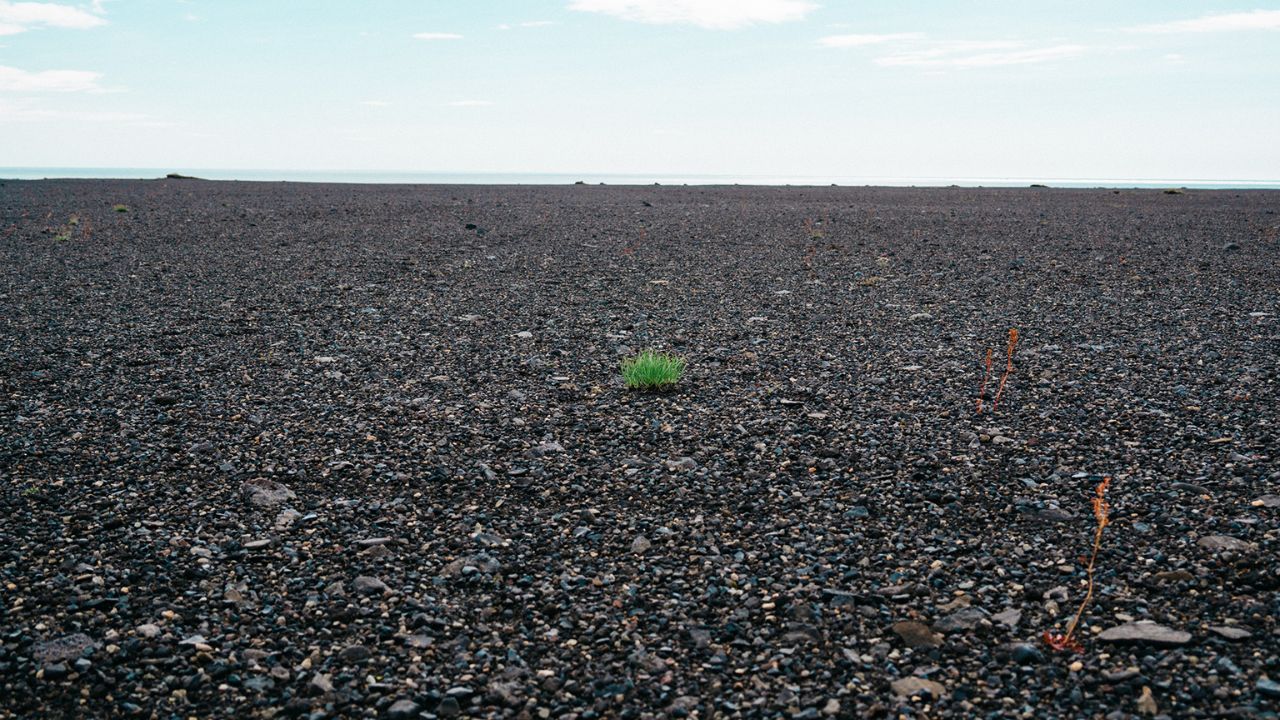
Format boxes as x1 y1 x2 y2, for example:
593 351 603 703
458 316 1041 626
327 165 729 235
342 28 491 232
1 179 1278 719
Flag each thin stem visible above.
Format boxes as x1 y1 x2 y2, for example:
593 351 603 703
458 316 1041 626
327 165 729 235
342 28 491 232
976 348 993 414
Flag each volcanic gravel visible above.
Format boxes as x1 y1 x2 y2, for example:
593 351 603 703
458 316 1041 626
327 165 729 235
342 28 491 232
1 179 1278 719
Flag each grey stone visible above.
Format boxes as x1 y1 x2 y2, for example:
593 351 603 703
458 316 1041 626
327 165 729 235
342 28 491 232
32 633 96 663
1097 622 1191 646
353 575 389 594
1198 535 1257 554
241 478 295 508
387 698 421 719
1209 626 1252 641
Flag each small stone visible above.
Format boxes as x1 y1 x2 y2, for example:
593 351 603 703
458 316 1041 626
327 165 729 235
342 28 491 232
908 312 933 322
821 698 840 716
309 673 334 694
1010 643 1044 664
1098 622 1191 647
513 331 533 339
1069 660 1084 672
136 624 161 638
273 508 303 529
1136 686 1158 716
338 644 370 662
891 677 945 699
404 634 433 649
892 621 942 648
42 663 69 680
353 575 389 594
630 535 652 554
356 537 392 547
1257 678 1280 698
664 457 698 472
437 696 461 717
243 539 272 551
1254 495 1280 508
387 698 421 719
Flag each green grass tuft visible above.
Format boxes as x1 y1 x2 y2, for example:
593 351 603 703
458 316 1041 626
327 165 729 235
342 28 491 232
621 350 686 390
113 204 128 212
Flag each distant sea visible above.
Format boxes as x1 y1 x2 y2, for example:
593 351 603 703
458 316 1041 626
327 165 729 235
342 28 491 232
2 168 1278 189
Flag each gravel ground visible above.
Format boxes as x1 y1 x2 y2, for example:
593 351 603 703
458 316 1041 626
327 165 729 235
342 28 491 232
1 179 1278 719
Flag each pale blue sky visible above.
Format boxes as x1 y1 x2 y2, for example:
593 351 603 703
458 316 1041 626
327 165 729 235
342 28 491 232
2 1 1278 180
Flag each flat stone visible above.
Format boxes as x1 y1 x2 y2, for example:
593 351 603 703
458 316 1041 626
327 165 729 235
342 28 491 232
1098 622 1191 647
1198 535 1257 553
992 608 1022 628
933 607 985 632
1209 626 1252 641
353 575 390 594
892 620 942 648
1258 678 1280 698
243 539 272 550
32 634 96 663
891 676 946 699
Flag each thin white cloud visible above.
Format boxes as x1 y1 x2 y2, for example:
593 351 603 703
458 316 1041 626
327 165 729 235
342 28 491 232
0 64 101 92
876 42 1086 68
1126 9 1280 34
360 100 391 107
413 32 462 40
0 97 165 126
0 1 105 34
818 32 924 48
498 21 556 30
446 100 493 107
568 0 816 30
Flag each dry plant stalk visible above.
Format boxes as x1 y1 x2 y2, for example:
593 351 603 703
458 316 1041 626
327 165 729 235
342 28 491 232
992 328 1020 411
1044 476 1112 653
976 348 994 414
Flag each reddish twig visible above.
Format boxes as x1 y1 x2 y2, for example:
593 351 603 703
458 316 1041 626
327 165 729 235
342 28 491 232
1044 476 1112 653
992 328 1019 411
976 348 993 414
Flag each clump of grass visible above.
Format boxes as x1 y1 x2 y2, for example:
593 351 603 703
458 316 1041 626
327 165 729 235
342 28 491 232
113 204 128 212
621 350 685 390
1044 476 1112 653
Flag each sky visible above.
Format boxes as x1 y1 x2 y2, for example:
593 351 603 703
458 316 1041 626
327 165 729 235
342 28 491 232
1 0 1279 181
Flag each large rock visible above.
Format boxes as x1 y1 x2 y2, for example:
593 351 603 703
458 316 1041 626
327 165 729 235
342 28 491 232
1098 622 1191 647
241 478 295 508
